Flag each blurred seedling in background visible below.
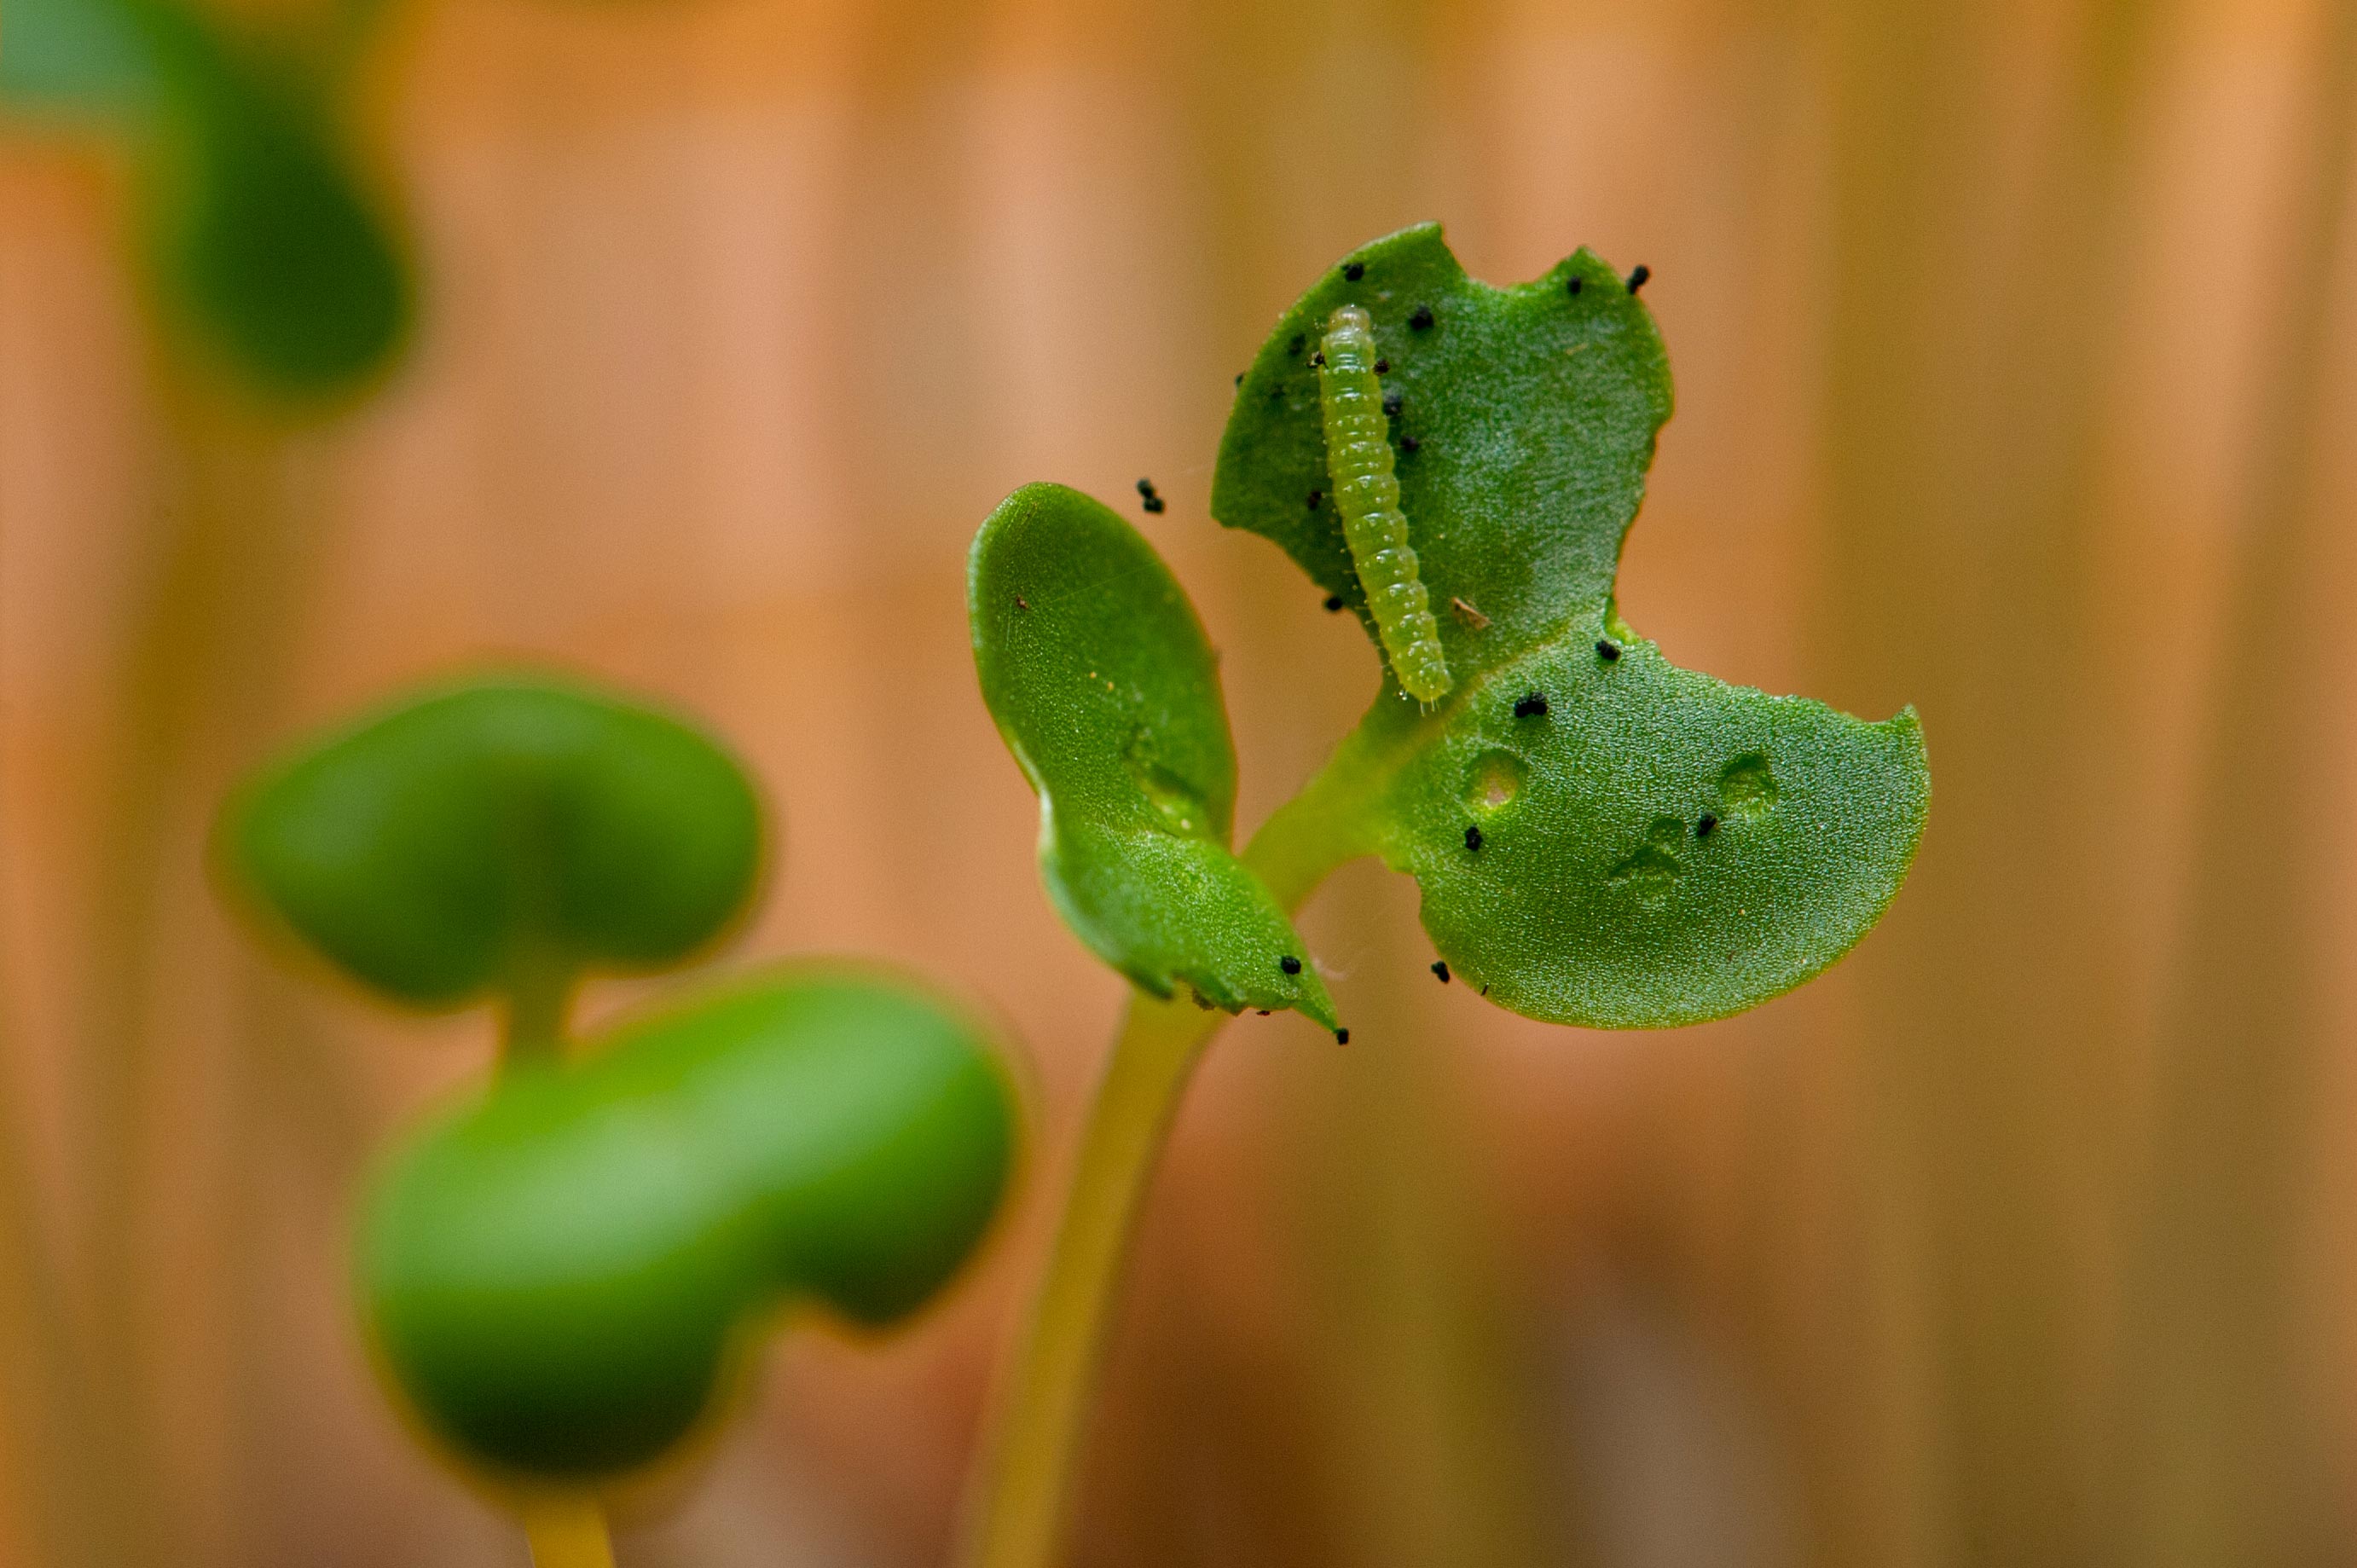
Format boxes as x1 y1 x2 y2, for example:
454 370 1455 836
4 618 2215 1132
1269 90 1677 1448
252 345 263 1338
959 223 1932 1568
3 0 419 1555
216 674 1020 1565
1 0 412 402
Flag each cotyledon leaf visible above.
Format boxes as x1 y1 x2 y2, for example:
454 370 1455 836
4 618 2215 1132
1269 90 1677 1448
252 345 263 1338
3 0 413 401
361 965 1017 1480
136 0 413 400
1214 223 1929 1027
218 673 763 1011
970 483 1340 1030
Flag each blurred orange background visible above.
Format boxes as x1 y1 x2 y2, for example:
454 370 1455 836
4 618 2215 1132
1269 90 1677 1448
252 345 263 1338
6 0 2357 1563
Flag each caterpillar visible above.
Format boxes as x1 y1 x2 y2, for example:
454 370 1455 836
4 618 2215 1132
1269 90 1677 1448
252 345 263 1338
1316 304 1451 703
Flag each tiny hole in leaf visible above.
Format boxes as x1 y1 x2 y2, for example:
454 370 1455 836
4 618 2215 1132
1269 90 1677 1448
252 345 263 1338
1126 729 1216 838
1607 818 1687 906
1464 750 1526 813
1717 752 1778 822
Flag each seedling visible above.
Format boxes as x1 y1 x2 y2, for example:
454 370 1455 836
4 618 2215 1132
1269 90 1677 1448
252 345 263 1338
960 224 1930 1567
3 0 412 401
217 674 1018 1564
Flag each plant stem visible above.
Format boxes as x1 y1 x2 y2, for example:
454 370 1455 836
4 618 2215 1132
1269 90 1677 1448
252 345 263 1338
955 988 1224 1568
0 987 113 1568
500 955 575 1068
957 749 1378 1568
496 972 592 1560
80 379 315 1568
519 1496 615 1568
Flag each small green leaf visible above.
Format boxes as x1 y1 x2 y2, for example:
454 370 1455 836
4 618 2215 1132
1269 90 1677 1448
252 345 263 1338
141 89 413 400
1370 642 1926 1026
137 1 412 400
1215 225 1928 1027
361 967 1017 1479
220 674 763 1011
1215 223 1670 674
4 0 413 401
970 483 1338 1029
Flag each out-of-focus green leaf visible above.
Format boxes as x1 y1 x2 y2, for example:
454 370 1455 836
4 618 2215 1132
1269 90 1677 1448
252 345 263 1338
136 0 412 398
1214 224 1928 1027
3 0 413 400
0 0 156 113
362 967 1017 1480
970 483 1340 1030
218 674 764 1013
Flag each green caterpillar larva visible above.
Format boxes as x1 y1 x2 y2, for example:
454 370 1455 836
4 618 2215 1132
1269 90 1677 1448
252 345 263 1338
1316 304 1452 703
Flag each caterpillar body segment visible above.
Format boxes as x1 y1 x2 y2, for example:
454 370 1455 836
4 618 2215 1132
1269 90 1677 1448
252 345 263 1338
1316 305 1452 703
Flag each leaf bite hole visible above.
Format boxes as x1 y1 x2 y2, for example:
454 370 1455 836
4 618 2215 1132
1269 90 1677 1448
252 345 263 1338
1717 753 1778 822
1136 766 1213 836
1462 749 1526 814
1126 729 1216 838
1607 817 1687 907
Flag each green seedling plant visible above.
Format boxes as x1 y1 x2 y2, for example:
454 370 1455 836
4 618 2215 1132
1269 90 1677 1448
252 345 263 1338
217 674 1019 1566
959 224 1931 1568
3 0 413 402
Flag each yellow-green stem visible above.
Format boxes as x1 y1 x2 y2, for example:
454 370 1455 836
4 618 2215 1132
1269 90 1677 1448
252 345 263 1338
956 748 1378 1568
955 990 1225 1568
491 981 598 1555
520 1495 615 1568
501 957 576 1069
82 379 314 1568
0 993 112 1568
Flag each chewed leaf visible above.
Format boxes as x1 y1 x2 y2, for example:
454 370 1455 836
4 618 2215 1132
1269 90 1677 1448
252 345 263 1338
1217 225 1928 1028
362 966 1016 1480
970 483 1338 1028
1214 221 1669 688
220 674 762 1010
1375 634 1928 1027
